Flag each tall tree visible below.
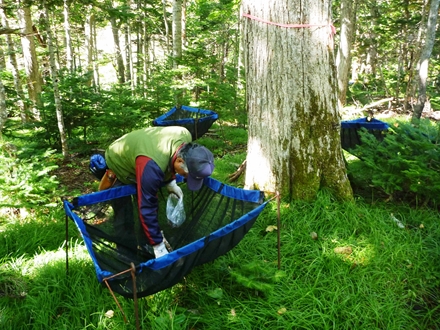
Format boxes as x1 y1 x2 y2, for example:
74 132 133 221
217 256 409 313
63 0 74 71
162 0 170 53
172 0 183 106
0 1 28 122
241 0 352 201
108 2 125 84
42 2 68 157
335 0 357 108
0 41 8 137
17 0 42 120
412 0 439 122
84 6 96 86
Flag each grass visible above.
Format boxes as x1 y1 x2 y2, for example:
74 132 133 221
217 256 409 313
1 123 440 329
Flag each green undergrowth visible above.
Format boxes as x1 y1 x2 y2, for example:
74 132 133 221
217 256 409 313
1 121 440 329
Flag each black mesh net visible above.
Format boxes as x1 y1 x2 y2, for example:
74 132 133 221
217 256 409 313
153 107 218 140
69 182 264 298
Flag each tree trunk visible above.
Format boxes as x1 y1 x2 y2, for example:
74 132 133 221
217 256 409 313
110 16 125 84
0 1 28 123
0 42 8 137
136 3 145 90
411 0 439 123
92 14 99 88
172 0 183 106
42 3 69 158
404 1 427 111
162 0 170 54
182 0 187 49
335 0 357 108
63 0 74 71
17 1 42 121
124 0 133 90
143 21 150 97
125 25 133 87
241 0 352 201
84 8 95 86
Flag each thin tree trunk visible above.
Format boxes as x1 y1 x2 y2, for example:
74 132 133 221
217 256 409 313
125 24 134 90
405 0 428 111
63 0 74 71
85 7 94 86
242 0 352 201
92 15 99 88
110 16 125 84
124 0 133 88
17 1 42 121
182 0 187 49
412 0 439 123
0 42 8 137
172 0 183 106
335 0 357 108
143 22 150 97
0 1 28 123
42 3 69 158
136 3 144 90
162 0 170 54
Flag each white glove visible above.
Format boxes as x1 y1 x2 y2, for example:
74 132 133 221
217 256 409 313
166 180 183 199
153 241 169 258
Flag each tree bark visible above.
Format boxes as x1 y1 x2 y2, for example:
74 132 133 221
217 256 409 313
404 1 428 111
17 1 42 120
172 0 183 106
162 0 170 54
241 0 352 201
84 7 95 86
411 0 439 123
0 1 28 123
335 0 357 108
0 42 8 137
42 3 69 158
63 0 74 71
110 15 125 84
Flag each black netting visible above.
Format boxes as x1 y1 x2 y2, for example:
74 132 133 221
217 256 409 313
70 183 264 298
341 127 387 151
340 118 389 152
152 107 218 140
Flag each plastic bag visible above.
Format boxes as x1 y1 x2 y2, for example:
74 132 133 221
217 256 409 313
166 194 186 227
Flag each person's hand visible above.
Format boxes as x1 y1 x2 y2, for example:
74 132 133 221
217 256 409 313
166 180 183 199
153 241 169 258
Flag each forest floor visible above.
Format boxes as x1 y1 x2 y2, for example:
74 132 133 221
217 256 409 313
55 155 97 196
342 97 440 121
54 100 440 197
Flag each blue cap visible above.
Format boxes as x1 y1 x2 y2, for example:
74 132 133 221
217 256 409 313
185 145 214 191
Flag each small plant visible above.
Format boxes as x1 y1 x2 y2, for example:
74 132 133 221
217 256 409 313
350 119 440 206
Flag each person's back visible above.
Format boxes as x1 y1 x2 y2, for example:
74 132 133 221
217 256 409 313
105 126 192 184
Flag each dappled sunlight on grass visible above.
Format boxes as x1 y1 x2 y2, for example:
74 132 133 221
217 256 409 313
325 236 376 267
23 244 91 276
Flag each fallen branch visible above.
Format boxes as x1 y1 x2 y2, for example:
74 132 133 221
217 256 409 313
228 160 246 182
347 97 395 116
361 97 394 111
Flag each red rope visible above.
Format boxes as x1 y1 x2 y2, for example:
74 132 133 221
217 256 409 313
242 13 336 35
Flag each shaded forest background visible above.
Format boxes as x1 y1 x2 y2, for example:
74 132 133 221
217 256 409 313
0 0 439 156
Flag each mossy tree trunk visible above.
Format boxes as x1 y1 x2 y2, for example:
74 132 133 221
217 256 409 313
242 0 353 201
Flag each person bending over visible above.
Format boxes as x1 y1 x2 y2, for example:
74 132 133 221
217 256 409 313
99 126 214 258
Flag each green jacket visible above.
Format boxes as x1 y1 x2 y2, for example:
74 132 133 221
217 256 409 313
105 126 192 184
